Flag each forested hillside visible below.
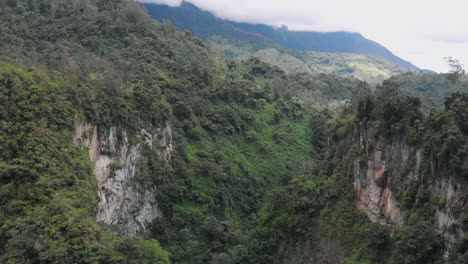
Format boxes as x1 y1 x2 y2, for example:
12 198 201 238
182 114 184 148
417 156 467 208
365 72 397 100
143 2 418 71
388 72 468 107
0 0 356 262
143 2 410 85
0 1 466 264
229 21 419 70
241 83 468 264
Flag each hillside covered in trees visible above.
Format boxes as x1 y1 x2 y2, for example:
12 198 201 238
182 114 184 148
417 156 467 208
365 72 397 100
142 1 411 86
0 1 466 264
143 2 418 70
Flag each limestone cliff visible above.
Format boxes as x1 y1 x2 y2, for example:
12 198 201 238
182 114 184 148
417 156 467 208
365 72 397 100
343 122 467 253
73 122 173 236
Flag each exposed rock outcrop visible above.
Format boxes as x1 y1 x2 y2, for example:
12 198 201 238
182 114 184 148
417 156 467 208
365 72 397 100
352 138 407 227
73 122 173 236
344 122 467 252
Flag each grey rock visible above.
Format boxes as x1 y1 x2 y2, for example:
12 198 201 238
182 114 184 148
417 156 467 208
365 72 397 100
74 122 173 236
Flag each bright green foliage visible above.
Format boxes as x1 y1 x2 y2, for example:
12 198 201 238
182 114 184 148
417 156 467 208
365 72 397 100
241 82 466 263
0 1 466 264
241 149 392 264
0 1 358 262
136 88 321 263
0 63 171 263
322 82 468 263
0 64 101 263
132 239 171 264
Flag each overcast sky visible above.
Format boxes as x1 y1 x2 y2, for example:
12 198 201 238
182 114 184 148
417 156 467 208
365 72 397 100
140 0 468 72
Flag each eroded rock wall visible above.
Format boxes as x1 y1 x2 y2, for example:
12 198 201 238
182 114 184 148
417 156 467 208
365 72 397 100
352 138 409 227
347 122 467 251
73 122 173 236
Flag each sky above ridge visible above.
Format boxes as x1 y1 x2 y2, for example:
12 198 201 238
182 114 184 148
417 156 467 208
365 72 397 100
139 0 468 72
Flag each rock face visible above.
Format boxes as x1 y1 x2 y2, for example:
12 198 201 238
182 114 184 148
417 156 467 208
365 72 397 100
432 176 466 258
348 123 467 252
73 122 173 236
352 138 407 227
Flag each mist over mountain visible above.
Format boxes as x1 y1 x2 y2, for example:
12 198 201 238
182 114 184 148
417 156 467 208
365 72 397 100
143 2 420 71
142 2 283 50
229 22 420 71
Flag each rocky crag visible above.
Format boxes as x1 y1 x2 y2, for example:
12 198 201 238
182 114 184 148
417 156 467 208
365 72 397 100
73 122 173 236
339 122 467 255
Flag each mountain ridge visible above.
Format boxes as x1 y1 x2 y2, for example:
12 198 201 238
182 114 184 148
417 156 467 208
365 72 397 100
0 1 466 263
143 2 420 71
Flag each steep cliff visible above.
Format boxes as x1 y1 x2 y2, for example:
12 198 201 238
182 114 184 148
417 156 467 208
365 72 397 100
73 122 173 236
348 122 466 251
1 0 467 262
325 90 468 261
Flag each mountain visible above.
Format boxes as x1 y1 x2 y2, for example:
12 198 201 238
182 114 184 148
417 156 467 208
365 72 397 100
142 2 281 51
229 22 420 71
0 1 466 264
0 1 362 262
205 35 408 86
143 2 419 71
142 2 409 85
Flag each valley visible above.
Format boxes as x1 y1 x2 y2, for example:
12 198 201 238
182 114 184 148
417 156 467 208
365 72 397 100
0 1 466 263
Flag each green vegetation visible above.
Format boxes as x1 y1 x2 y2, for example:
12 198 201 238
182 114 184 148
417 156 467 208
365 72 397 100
143 2 410 85
0 1 466 264
207 36 407 86
0 63 170 264
0 1 357 263
239 81 467 264
143 1 419 71
388 72 468 108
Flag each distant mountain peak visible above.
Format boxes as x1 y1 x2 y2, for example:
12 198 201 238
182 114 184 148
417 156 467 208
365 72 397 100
142 1 420 71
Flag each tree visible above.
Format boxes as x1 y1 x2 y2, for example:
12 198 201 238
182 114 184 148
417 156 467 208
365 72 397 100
390 222 443 264
131 239 171 264
444 56 465 83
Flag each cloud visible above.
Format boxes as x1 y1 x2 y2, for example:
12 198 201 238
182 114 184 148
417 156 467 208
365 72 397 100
139 0 468 72
426 33 468 44
138 0 183 7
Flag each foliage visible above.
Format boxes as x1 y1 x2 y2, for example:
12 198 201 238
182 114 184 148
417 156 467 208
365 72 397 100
389 222 443 264
131 239 171 264
323 81 468 263
0 62 172 263
388 71 468 108
0 1 355 262
444 56 466 83
0 1 466 264
143 1 418 71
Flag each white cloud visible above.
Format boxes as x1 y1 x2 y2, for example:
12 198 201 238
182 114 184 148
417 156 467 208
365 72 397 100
139 0 468 72
138 0 183 7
